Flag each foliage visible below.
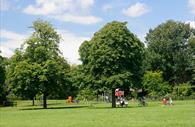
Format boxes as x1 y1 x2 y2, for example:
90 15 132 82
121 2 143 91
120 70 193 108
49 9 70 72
0 53 7 104
143 71 171 96
172 82 193 97
188 37 195 85
6 20 70 108
79 21 144 107
49 65 79 99
145 20 195 84
76 87 96 101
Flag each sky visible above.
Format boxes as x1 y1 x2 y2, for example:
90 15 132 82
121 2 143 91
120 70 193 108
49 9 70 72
0 0 195 64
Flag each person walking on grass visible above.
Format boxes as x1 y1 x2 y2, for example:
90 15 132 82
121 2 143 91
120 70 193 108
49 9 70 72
162 97 167 105
169 97 173 105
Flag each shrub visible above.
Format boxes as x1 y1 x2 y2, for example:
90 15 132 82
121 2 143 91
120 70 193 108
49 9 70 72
143 71 171 97
172 82 193 97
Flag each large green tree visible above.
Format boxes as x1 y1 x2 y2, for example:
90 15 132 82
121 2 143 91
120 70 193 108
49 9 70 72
145 20 195 85
6 20 70 108
0 52 7 105
79 21 144 107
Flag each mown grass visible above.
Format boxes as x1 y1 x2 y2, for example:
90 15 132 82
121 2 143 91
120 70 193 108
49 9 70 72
0 100 194 127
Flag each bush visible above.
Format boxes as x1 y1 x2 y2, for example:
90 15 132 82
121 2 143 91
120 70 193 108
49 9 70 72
143 71 171 97
172 82 193 97
76 88 96 101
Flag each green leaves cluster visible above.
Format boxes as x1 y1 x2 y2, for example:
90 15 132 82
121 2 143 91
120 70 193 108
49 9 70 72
6 20 70 108
79 21 144 90
172 82 193 97
0 53 7 104
2 19 195 107
79 21 145 107
143 71 171 97
145 20 195 84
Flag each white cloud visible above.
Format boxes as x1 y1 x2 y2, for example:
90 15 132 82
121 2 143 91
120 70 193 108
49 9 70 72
0 0 10 11
0 29 89 64
123 2 149 17
23 3 57 15
188 0 195 14
0 46 14 57
79 0 94 9
102 4 112 12
1 29 26 41
23 0 102 25
137 33 146 43
186 20 195 28
53 14 102 25
58 30 90 64
0 29 28 57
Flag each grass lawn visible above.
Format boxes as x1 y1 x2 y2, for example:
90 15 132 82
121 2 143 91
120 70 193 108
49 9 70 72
0 100 194 127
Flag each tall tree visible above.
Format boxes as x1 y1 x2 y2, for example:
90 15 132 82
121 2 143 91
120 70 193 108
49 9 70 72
145 20 195 84
79 21 144 107
6 20 70 108
188 37 195 85
0 52 7 105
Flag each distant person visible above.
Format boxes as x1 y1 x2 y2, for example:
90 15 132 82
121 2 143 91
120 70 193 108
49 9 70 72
162 97 167 105
105 95 109 102
169 97 173 105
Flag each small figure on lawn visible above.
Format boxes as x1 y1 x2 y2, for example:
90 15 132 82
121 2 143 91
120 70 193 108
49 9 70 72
115 88 128 107
162 97 167 105
168 97 173 105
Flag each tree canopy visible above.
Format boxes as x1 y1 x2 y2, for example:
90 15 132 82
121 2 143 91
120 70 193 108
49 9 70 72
79 21 145 107
6 20 70 108
2 19 194 107
0 52 7 104
145 20 195 85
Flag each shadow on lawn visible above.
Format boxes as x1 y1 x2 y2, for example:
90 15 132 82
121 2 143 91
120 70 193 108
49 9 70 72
87 105 146 109
20 103 153 110
20 105 89 110
21 103 63 107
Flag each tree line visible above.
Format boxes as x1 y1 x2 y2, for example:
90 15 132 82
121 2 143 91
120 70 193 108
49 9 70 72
0 20 194 108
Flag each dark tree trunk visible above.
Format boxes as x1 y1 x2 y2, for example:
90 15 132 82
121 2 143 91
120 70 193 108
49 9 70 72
112 88 116 108
43 93 47 109
96 94 99 102
32 97 35 106
102 92 104 102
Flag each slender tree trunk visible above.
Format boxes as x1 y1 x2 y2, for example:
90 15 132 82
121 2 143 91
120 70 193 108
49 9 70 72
43 93 47 109
102 93 104 102
32 97 35 106
96 94 99 102
112 88 116 108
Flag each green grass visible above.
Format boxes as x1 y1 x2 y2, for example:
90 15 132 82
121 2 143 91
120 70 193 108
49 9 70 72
0 100 195 127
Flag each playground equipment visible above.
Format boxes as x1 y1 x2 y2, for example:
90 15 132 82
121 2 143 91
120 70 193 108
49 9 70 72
66 96 73 103
115 88 128 107
66 96 79 104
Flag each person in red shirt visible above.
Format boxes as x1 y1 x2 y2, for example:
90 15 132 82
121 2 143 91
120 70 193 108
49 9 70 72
162 97 167 105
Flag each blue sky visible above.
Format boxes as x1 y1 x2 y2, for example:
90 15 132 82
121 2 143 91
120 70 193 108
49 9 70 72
0 0 195 64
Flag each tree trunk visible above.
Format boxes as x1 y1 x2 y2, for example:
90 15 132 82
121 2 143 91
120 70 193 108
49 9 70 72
102 93 104 102
96 94 99 102
32 97 35 106
43 93 47 109
112 88 116 108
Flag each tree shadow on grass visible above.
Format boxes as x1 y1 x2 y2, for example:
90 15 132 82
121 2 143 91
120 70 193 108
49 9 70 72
20 103 154 110
20 105 89 110
87 105 145 109
20 103 63 107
